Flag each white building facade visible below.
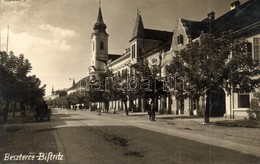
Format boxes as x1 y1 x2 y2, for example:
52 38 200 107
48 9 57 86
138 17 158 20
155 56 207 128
88 0 260 118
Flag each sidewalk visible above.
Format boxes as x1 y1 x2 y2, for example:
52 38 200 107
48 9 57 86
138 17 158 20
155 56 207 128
127 112 196 119
114 110 260 127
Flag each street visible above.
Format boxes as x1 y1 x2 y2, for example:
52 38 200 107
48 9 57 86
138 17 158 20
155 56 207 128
1 109 260 164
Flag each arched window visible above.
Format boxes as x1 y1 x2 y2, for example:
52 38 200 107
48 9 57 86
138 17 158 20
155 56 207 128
100 41 104 50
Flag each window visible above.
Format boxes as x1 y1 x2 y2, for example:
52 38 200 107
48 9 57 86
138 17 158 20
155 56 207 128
177 35 184 45
238 91 250 108
132 44 136 58
253 38 260 60
100 41 104 50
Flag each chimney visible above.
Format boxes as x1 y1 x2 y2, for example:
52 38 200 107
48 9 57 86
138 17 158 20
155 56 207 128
208 12 215 21
230 1 241 10
124 48 130 53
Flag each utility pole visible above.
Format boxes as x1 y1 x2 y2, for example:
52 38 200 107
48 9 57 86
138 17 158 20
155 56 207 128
0 23 1 52
6 25 9 53
0 0 2 51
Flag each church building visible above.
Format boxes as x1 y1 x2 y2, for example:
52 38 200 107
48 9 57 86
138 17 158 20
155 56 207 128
87 0 260 119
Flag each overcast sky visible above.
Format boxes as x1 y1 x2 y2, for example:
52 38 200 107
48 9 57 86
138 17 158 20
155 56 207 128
0 0 247 95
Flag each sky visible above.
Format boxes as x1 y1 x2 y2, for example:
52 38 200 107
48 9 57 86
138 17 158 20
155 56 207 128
0 0 247 95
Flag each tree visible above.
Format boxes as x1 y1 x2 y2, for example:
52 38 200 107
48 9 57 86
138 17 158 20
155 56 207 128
89 72 109 112
130 59 168 121
168 33 260 123
0 51 45 122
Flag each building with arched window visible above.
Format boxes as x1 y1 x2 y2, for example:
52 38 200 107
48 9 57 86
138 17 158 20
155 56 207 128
85 0 260 119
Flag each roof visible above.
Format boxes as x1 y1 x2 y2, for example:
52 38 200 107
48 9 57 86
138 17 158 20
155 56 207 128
143 29 173 42
108 54 122 62
180 19 209 39
130 12 173 42
142 39 173 58
180 0 260 39
130 28 173 42
212 0 260 37
107 52 131 66
67 77 90 91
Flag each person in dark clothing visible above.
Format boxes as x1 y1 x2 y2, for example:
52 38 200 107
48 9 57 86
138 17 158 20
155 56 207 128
147 99 152 120
150 98 156 121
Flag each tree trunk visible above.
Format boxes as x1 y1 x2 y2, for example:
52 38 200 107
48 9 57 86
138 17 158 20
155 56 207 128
151 97 156 121
167 95 172 114
151 107 156 121
105 101 109 113
129 98 133 113
113 101 116 114
12 102 17 119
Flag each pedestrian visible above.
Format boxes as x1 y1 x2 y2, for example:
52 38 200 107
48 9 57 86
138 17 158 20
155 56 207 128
148 99 152 120
151 98 156 121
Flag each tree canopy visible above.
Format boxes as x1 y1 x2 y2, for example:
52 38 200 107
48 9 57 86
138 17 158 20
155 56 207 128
0 51 46 121
167 33 260 123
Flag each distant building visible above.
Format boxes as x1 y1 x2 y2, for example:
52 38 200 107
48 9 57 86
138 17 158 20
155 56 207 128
67 77 90 95
44 88 67 100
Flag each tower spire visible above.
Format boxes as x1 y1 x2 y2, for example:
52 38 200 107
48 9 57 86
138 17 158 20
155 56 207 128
51 85 55 95
6 25 9 53
93 2 107 33
137 8 140 15
130 9 144 41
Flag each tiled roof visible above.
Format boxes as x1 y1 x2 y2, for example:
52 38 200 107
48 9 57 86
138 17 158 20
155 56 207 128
180 19 209 39
212 0 260 37
130 12 173 42
180 0 260 39
143 29 173 42
107 52 131 66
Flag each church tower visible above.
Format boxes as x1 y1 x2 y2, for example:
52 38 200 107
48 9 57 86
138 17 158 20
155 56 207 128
90 4 109 73
129 10 145 64
51 85 55 95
